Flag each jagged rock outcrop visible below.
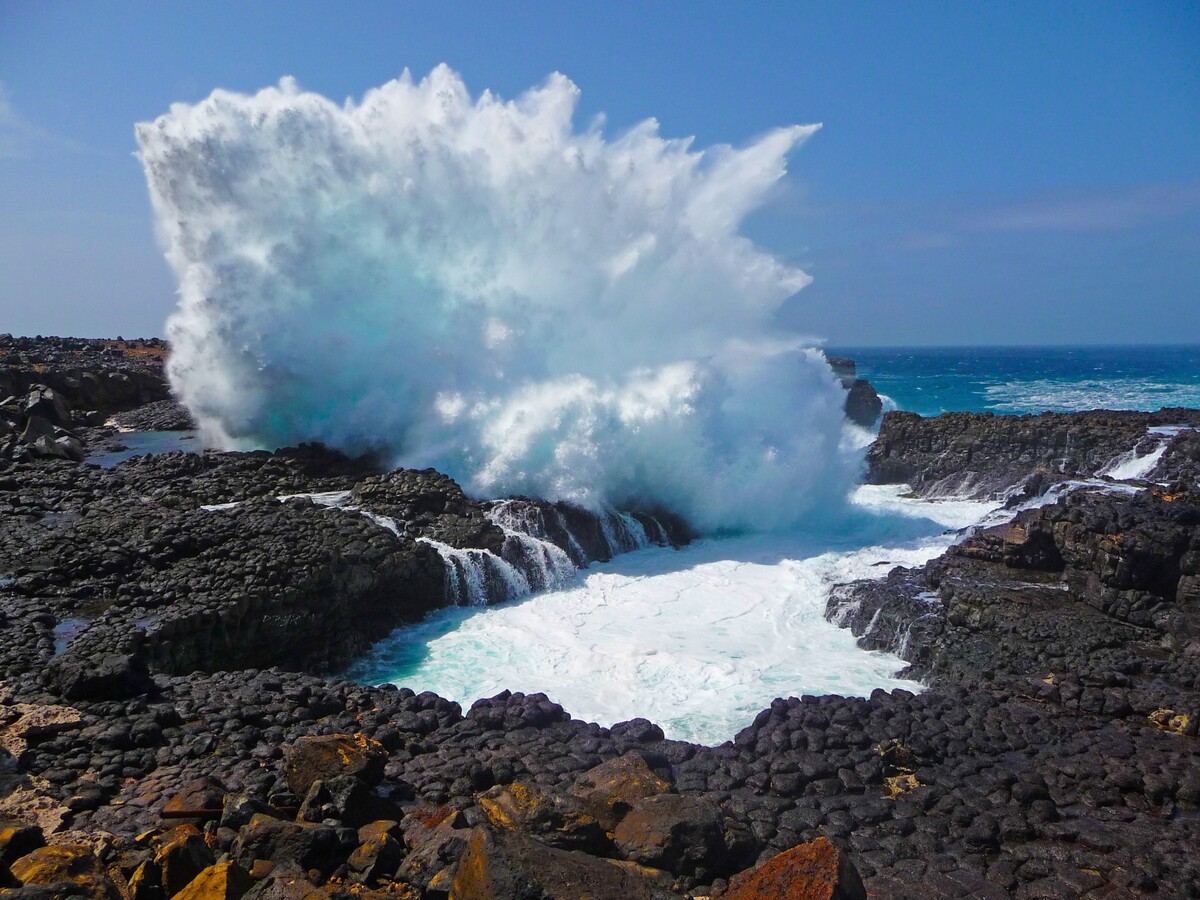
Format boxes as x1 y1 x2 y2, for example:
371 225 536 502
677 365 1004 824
827 357 883 428
0 336 177 462
1151 428 1200 488
111 399 194 432
829 484 1200 728
0 438 688 693
0 385 86 463
866 407 1200 498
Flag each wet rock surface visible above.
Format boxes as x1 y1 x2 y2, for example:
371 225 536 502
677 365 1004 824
867 407 1200 498
829 409 1200 896
2 344 1198 898
827 357 883 429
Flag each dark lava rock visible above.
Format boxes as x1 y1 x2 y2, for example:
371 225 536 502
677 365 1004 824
51 653 154 702
283 735 387 796
866 407 1200 498
4 340 1200 898
827 357 883 428
844 381 883 429
111 401 194 432
612 794 727 879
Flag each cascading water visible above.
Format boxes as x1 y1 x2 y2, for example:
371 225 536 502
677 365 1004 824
136 64 854 534
418 538 533 607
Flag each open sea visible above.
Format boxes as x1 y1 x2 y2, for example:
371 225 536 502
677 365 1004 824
830 344 1200 417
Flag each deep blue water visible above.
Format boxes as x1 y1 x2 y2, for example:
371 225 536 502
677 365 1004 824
828 345 1200 417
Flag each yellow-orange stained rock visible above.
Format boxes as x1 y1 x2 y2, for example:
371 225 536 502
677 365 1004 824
722 837 866 900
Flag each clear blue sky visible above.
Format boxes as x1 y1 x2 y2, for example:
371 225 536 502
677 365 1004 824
1 1 1197 344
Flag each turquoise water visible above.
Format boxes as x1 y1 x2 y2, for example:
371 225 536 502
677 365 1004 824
830 345 1200 417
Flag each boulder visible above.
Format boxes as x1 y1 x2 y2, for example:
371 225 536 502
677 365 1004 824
52 433 84 463
721 837 866 900
172 861 253 900
448 827 676 900
297 775 372 828
282 734 387 797
346 821 404 886
570 753 672 832
844 379 882 428
0 821 45 870
53 652 154 701
22 386 72 429
612 794 726 879
397 808 471 890
478 781 607 852
163 777 228 821
230 815 354 878
8 844 119 900
127 859 163 900
153 825 215 897
18 416 55 448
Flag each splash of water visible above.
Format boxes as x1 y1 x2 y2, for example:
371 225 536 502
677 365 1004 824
137 65 847 531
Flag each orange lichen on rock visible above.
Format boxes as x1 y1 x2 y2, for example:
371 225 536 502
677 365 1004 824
721 837 866 900
283 733 387 796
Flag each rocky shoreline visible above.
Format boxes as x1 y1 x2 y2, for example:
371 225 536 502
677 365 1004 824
3 340 1199 898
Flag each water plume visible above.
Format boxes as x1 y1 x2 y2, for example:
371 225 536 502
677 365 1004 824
137 65 847 531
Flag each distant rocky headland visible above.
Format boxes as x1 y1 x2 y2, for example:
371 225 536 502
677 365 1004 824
2 336 1198 898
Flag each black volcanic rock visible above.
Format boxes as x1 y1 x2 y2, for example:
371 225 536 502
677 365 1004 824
844 379 883 428
827 357 883 428
829 484 1200 717
867 407 1200 498
111 399 194 432
3 344 1200 897
1151 428 1200 488
0 336 173 462
352 469 507 553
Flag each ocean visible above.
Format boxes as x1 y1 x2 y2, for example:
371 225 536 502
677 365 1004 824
832 344 1200 417
351 344 1200 744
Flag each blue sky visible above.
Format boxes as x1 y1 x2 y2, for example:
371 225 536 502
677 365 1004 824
1 1 1197 344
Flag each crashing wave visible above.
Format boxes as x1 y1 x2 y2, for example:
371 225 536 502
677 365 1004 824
137 65 849 531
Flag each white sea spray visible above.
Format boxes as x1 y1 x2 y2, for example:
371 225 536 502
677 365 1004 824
136 65 850 532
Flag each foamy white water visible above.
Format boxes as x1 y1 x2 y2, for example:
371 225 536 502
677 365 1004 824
984 378 1200 413
1098 442 1168 481
352 486 999 744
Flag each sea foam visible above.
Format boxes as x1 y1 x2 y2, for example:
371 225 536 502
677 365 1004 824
136 66 848 531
